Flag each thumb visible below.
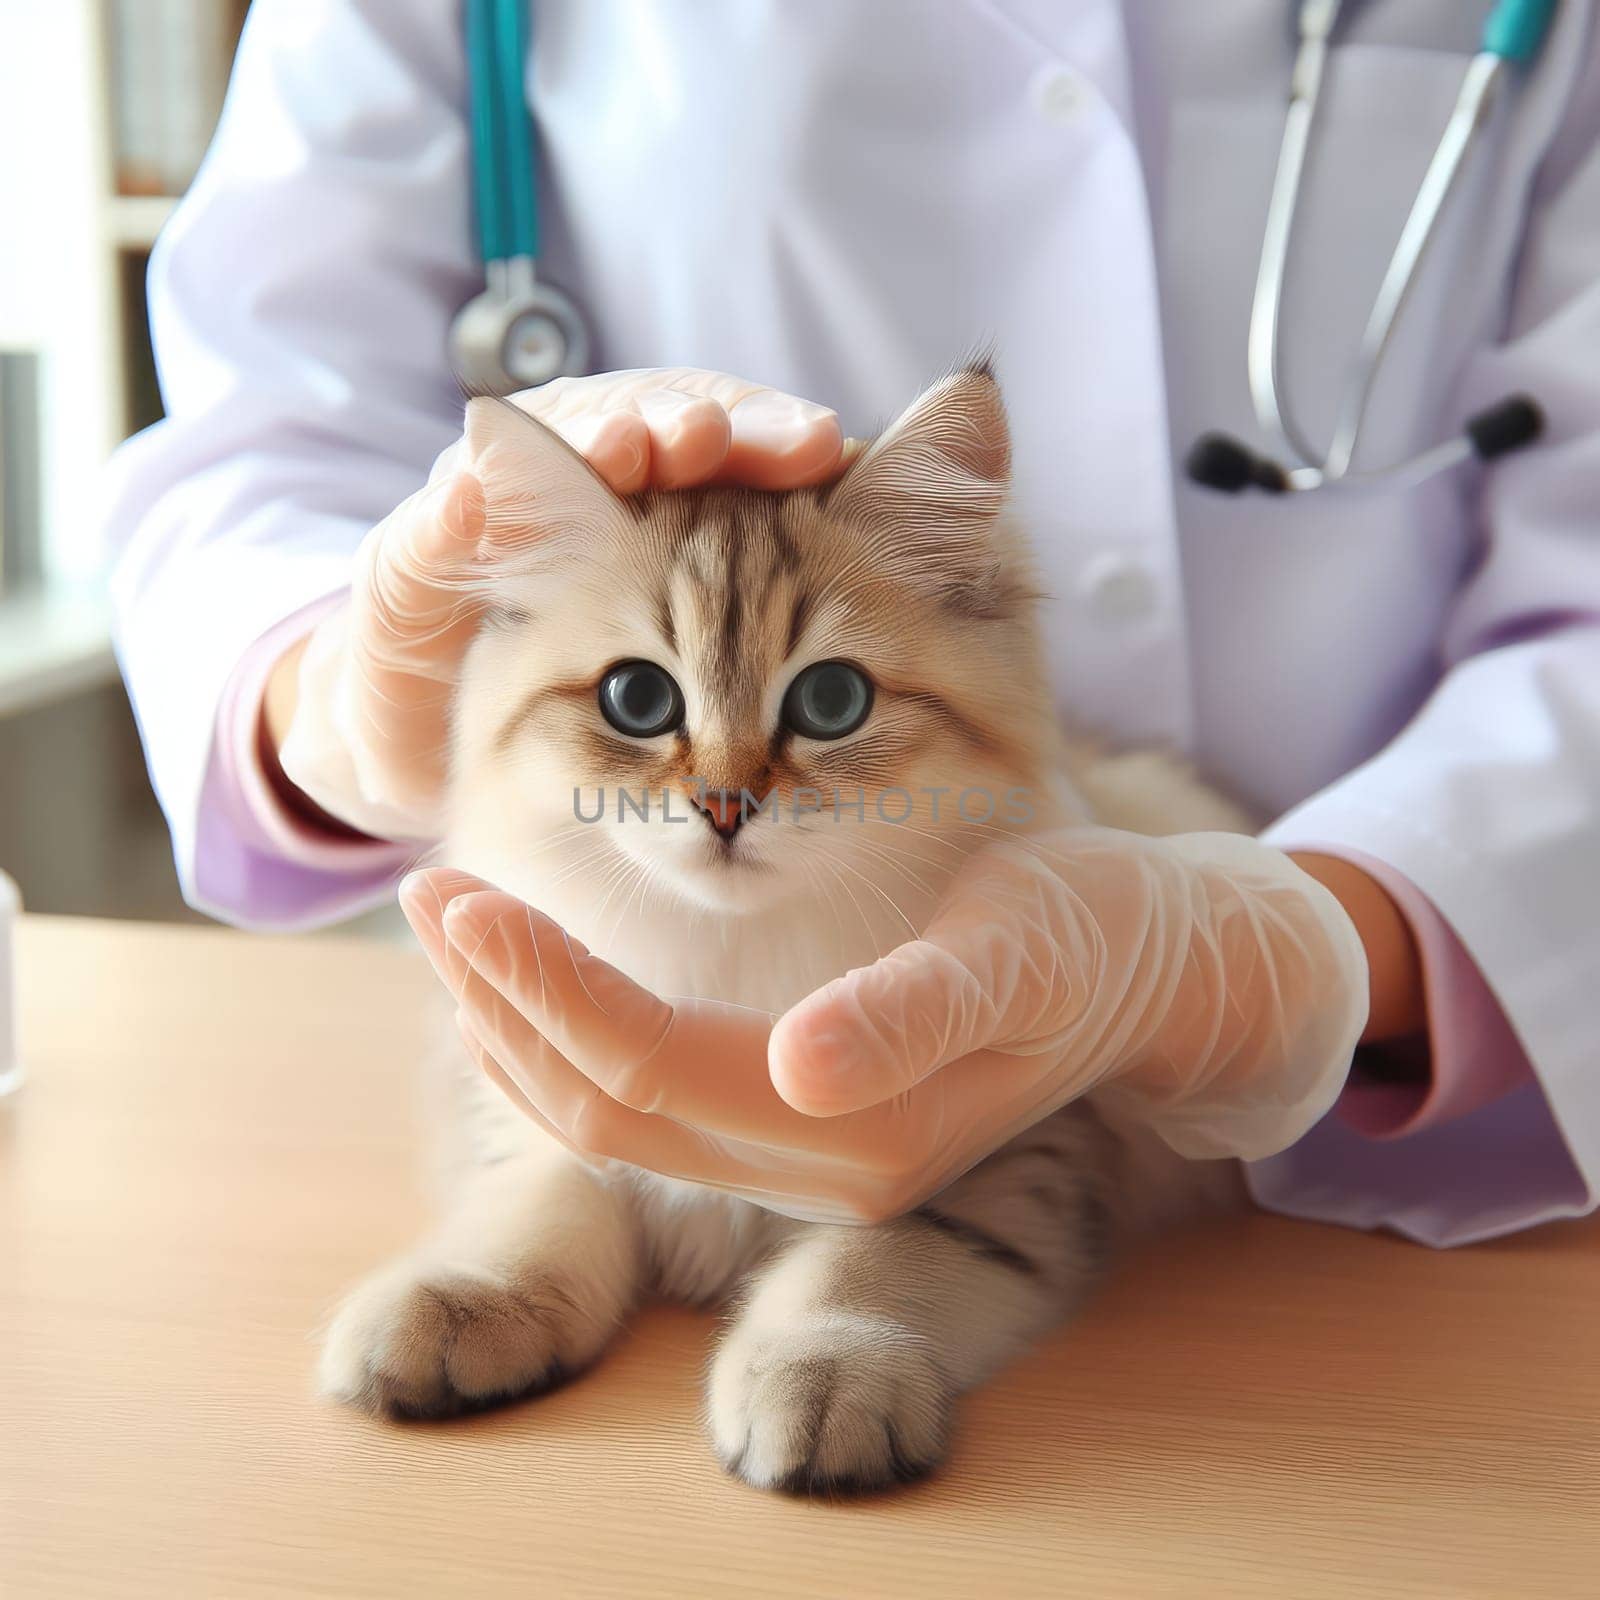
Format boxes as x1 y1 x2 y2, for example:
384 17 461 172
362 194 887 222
768 845 1102 1117
767 931 1012 1117
357 471 486 645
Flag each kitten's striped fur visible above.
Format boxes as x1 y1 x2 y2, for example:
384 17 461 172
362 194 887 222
320 369 1246 1492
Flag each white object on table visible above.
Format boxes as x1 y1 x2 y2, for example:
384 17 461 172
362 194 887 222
0 870 19 1094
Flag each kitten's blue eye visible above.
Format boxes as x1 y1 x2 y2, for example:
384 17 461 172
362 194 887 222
782 661 873 741
599 661 684 738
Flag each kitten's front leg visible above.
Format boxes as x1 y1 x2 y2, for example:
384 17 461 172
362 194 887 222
320 1136 640 1419
707 1107 1115 1494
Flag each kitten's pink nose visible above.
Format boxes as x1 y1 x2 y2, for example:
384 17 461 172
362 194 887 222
692 787 749 840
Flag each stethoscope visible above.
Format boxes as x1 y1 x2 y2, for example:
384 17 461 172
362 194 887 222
1187 0 1558 495
448 0 1559 465
449 0 590 393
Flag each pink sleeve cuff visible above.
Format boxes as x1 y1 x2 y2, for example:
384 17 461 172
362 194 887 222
212 593 416 877
1312 847 1534 1140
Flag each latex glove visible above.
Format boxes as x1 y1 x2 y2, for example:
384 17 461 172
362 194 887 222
275 370 843 839
400 829 1368 1225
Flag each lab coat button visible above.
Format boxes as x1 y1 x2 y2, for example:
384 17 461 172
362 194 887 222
1079 553 1160 623
1033 64 1089 126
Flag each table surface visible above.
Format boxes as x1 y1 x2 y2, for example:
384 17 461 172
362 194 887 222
4 916 1597 1599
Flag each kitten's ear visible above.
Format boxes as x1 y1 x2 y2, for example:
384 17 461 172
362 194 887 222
462 395 627 549
827 364 1012 574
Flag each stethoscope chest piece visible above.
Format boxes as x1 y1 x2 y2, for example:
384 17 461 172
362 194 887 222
450 260 591 394
454 0 591 394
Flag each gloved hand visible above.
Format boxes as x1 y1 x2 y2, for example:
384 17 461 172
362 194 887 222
273 370 843 839
400 828 1368 1225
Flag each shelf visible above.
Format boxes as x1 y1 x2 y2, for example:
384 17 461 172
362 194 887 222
0 583 118 719
105 194 177 251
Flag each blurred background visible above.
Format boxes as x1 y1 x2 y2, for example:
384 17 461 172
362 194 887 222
1 1 250 922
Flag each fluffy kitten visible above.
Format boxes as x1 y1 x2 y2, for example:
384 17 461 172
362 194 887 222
320 367 1246 1493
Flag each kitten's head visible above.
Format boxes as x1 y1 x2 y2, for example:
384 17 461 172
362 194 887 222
449 367 1061 916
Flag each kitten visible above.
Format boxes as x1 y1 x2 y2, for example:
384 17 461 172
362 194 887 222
320 366 1247 1493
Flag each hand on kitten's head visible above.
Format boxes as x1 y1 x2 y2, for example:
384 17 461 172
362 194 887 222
496 369 846 493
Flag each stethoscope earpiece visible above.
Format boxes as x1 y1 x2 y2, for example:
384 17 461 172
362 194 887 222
1185 435 1290 495
1186 395 1545 496
1466 394 1544 460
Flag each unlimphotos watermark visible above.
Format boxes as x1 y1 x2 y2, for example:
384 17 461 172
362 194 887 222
572 782 1034 826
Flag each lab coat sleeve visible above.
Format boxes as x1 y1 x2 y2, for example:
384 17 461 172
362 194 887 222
206 599 419 931
102 1 476 928
1255 62 1600 1245
1327 852 1533 1139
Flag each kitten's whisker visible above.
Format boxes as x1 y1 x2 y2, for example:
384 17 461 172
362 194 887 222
543 828 628 889
613 853 666 950
582 852 647 926
892 816 1042 855
861 819 974 857
809 853 878 952
845 844 937 906
826 853 921 943
785 855 850 960
847 834 948 898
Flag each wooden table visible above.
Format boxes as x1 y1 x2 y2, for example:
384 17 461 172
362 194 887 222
4 917 1597 1598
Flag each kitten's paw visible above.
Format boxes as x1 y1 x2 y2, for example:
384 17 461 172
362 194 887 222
707 1312 952 1495
319 1261 601 1420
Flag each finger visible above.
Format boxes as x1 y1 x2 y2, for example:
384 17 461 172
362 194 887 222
509 369 845 491
439 891 781 1135
372 472 486 598
450 947 839 1205
543 409 651 494
342 478 489 798
454 999 619 1168
721 391 844 489
398 867 499 976
457 1000 778 1204
354 473 487 675
514 368 775 419
441 889 677 1114
635 388 732 488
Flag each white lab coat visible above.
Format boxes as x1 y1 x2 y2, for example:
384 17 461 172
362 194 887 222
104 2 1600 1233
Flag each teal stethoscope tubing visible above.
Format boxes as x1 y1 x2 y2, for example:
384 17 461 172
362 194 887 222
454 0 588 389
1481 0 1559 58
466 0 538 270
1187 0 1558 495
